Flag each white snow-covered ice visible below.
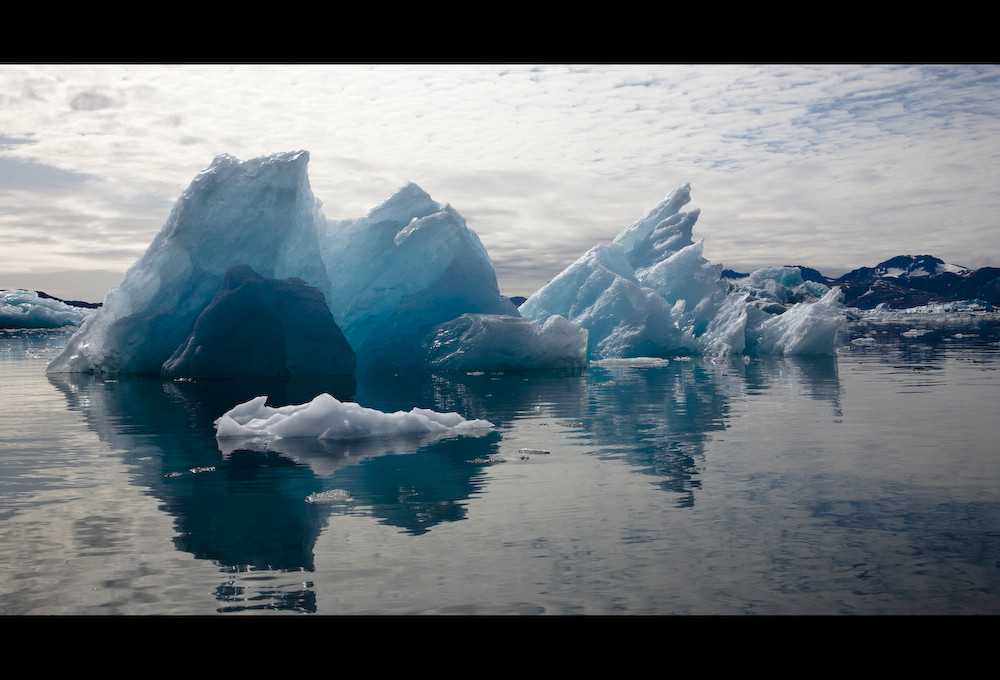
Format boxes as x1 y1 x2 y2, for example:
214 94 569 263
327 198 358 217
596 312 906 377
1 290 96 329
520 184 845 358
214 392 494 440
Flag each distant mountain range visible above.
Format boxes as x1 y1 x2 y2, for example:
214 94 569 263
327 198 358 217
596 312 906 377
31 290 103 309
723 254 1000 310
9 254 1000 315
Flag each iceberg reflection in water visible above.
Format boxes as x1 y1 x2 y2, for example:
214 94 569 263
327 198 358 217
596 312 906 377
2 321 999 614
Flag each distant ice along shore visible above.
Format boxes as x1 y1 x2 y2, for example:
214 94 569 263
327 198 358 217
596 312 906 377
0 150 983 376
0 289 98 330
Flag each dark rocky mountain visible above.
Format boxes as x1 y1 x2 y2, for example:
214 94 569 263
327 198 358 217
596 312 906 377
831 255 1000 310
722 255 999 310
34 290 102 309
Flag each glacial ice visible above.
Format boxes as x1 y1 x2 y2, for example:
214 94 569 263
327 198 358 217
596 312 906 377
214 392 494 440
46 152 564 376
161 265 355 378
423 313 588 370
1 289 96 329
520 184 845 357
317 181 520 369
742 267 832 305
46 151 846 379
48 151 332 375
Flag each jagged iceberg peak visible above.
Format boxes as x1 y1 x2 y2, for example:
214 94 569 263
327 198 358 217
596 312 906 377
48 150 331 375
521 185 845 358
363 181 442 228
612 184 696 267
320 181 516 367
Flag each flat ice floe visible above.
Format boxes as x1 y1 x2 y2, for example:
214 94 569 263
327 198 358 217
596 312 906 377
215 392 494 441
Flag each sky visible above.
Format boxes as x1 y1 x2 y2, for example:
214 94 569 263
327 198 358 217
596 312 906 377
1 63 998 302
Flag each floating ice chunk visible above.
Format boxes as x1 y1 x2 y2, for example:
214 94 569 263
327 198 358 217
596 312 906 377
590 357 671 367
745 267 831 305
215 392 494 441
424 313 587 370
519 243 691 358
305 489 353 504
469 454 508 464
0 290 96 329
746 287 846 355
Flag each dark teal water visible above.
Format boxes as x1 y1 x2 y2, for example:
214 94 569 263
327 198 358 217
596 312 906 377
1 316 999 615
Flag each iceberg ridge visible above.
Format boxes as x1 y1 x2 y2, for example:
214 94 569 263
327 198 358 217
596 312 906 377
520 187 845 358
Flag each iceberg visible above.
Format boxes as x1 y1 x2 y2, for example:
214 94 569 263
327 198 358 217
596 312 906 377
214 392 494 440
48 151 333 375
46 151 844 378
520 185 845 358
1 289 97 329
47 151 574 376
318 181 520 369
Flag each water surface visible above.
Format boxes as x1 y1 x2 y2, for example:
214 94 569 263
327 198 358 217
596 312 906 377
1 317 998 615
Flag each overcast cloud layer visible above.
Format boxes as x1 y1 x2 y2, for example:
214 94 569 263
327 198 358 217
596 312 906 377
1 64 998 302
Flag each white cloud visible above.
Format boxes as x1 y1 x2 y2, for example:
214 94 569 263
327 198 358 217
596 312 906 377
1 63 998 301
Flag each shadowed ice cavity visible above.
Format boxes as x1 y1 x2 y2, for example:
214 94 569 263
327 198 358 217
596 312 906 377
47 354 841 571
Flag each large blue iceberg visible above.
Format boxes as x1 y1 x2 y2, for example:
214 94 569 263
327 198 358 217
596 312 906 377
47 152 843 378
47 151 582 376
48 151 334 375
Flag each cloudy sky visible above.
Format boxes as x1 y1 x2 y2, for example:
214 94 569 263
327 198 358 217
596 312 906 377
1 63 998 302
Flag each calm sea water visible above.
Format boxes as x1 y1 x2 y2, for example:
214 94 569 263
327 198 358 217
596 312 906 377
1 315 999 615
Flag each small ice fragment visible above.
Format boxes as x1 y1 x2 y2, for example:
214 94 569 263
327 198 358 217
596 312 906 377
305 489 354 504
